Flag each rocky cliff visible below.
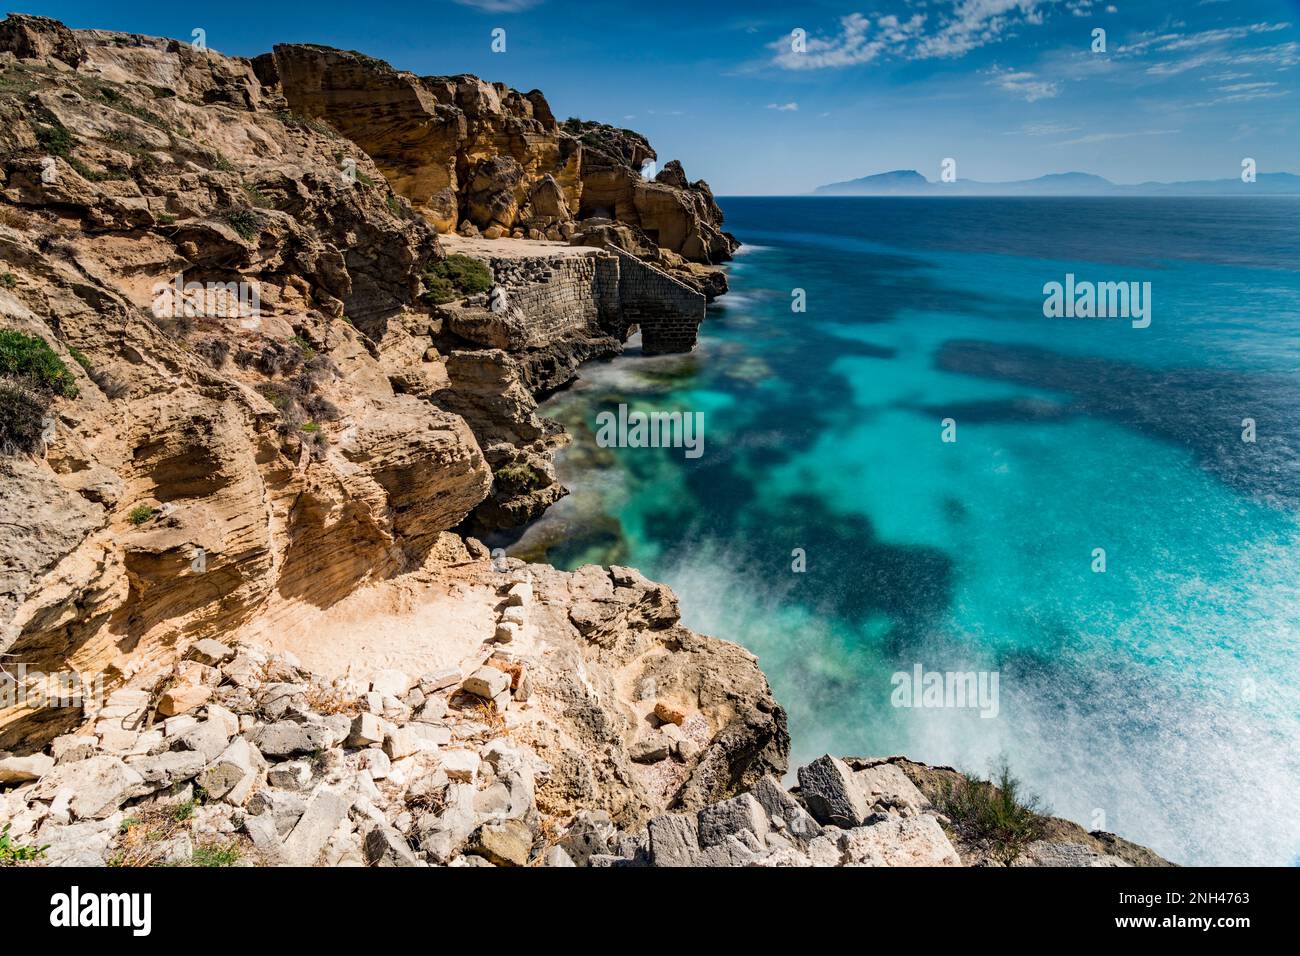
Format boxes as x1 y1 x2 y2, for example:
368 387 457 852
0 15 1163 868
250 43 736 298
0 10 770 811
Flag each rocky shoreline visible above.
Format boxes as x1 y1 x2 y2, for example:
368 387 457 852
0 15 1166 866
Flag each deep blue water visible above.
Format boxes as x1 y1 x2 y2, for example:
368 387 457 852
510 197 1300 866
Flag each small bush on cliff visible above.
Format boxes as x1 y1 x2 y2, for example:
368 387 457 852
218 206 264 241
128 504 156 526
0 330 79 397
66 345 93 373
935 760 1045 865
494 460 546 494
189 841 242 867
193 337 231 370
35 121 72 158
0 823 46 865
420 254 492 305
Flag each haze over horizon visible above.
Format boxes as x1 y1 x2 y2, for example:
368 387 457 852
26 0 1300 193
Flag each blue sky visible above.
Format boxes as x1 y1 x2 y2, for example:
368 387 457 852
22 0 1300 193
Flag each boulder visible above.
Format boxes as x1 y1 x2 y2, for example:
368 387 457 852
267 760 313 791
156 680 213 717
752 775 822 843
186 639 235 666
197 737 263 805
173 720 232 763
468 818 533 867
253 721 332 758
854 763 929 816
797 755 868 828
462 667 510 700
370 669 413 698
441 749 480 782
543 845 577 867
418 782 478 863
697 793 769 850
647 813 700 867
345 712 385 748
126 750 206 789
0 752 53 784
35 755 144 820
837 816 962 867
282 784 351 866
363 823 422 866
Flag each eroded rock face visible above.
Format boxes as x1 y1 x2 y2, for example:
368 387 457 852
256 45 737 277
0 17 737 791
0 14 85 66
0 544 795 866
0 20 491 751
256 46 583 237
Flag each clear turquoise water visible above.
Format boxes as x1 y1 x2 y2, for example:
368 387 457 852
507 198 1300 866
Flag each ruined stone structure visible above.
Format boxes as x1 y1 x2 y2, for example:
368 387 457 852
443 249 705 357
608 249 706 355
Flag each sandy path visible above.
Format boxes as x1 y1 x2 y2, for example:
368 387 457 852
439 233 593 260
240 576 499 681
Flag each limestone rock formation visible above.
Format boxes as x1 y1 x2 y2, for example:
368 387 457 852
0 14 731 767
253 45 736 294
0 17 493 750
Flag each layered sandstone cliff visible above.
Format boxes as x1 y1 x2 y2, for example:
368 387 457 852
0 14 767 791
250 44 736 298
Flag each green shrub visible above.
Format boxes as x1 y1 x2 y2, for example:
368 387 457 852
242 184 274 209
35 122 72 158
0 823 46 865
128 504 156 526
220 207 264 240
420 254 492 305
0 330 78 397
935 760 1046 865
0 272 16 288
494 460 545 492
66 346 93 373
189 842 241 867
291 334 316 360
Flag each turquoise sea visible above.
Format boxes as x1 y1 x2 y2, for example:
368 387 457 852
507 197 1300 866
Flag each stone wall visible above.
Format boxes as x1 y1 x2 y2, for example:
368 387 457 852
444 250 704 356
609 249 706 355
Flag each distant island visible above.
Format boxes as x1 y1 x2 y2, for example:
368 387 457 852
813 169 1300 197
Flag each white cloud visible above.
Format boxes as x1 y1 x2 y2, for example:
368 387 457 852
986 65 1060 100
770 13 926 70
1116 21 1294 76
765 102 799 111
770 2 1051 70
1013 121 1083 135
1144 40 1300 77
451 0 542 12
914 1 1049 59
1053 128 1178 146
